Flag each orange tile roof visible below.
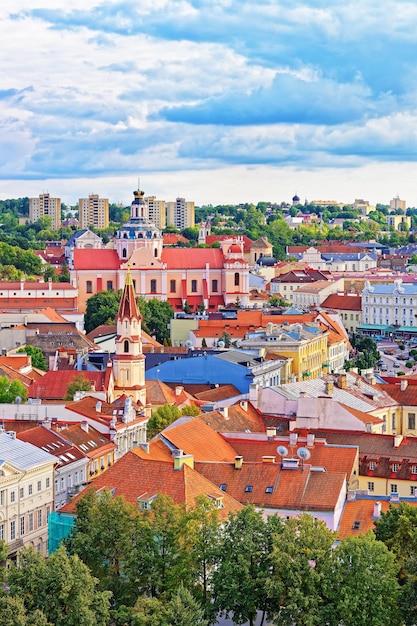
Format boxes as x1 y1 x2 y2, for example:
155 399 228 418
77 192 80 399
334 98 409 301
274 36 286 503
159 418 238 462
337 497 417 540
198 404 265 433
17 425 85 466
338 403 383 425
61 451 242 518
382 383 417 406
60 423 115 459
195 460 346 512
194 385 241 402
30 371 107 400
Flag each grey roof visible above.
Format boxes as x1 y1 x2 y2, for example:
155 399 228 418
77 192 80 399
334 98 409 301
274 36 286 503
277 373 396 413
321 253 377 262
364 283 417 295
0 432 56 470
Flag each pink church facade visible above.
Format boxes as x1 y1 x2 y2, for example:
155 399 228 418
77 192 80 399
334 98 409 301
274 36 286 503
70 187 250 313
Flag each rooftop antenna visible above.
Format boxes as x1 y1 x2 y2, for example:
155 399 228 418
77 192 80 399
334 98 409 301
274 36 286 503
297 446 311 472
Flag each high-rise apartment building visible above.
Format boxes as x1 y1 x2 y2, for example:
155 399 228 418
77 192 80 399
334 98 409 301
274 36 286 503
29 193 61 230
144 195 166 229
166 197 195 229
78 194 109 229
390 196 406 212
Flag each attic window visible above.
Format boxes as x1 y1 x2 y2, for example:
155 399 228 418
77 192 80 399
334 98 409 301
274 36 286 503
220 483 227 491
245 485 253 493
352 520 361 530
265 486 273 494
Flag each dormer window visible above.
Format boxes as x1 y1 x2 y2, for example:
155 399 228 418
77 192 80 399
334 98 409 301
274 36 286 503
411 465 417 474
392 463 400 473
369 461 376 471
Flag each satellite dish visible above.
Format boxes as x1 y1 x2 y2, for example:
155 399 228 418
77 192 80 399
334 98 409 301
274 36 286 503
277 445 289 457
218 340 225 349
185 340 193 348
297 447 311 461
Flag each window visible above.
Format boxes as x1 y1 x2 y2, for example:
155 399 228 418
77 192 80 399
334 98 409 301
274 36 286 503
28 513 34 532
0 491 3 506
123 339 129 353
10 491 15 503
265 486 273 494
412 466 417 474
86 280 93 293
19 487 24 499
212 279 218 292
369 461 376 471
75 471 78 485
220 483 227 491
392 463 399 473
391 484 398 494
408 413 416 430
60 477 64 491
245 485 253 493
46 477 50 489
170 279 176 293
0 524 4 541
107 281 113 291
10 520 15 541
392 414 396 430
191 279 197 293
411 486 417 496
367 482 374 492
20 516 25 536
234 272 240 287
150 279 157 293
28 484 33 495
37 480 42 492
37 510 42 528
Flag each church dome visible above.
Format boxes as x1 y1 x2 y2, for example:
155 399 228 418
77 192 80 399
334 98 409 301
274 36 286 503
229 243 242 254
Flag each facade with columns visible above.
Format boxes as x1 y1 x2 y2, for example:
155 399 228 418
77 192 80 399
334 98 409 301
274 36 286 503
71 186 250 312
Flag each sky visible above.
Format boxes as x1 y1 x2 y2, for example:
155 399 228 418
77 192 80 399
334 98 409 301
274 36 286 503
2 1 417 208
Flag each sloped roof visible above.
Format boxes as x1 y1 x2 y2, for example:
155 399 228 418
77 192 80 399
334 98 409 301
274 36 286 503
17 426 85 467
321 293 362 311
193 384 241 402
338 497 417 540
60 423 115 458
205 235 253 252
159 418 238 462
198 404 265 433
29 371 107 400
161 248 224 269
61 451 243 517
195 460 346 512
73 248 120 270
382 383 417 406
0 431 56 470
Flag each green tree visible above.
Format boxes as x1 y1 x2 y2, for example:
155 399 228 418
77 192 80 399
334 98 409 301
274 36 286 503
139 298 174 344
59 259 71 283
212 505 283 626
66 489 138 605
6 546 111 626
0 596 50 626
266 515 335 626
322 533 401 626
0 376 28 403
164 584 208 626
147 404 181 439
84 289 120 334
268 295 290 307
18 345 47 371
64 373 92 400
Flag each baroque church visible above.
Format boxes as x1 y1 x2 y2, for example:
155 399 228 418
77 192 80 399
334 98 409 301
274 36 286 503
70 185 250 312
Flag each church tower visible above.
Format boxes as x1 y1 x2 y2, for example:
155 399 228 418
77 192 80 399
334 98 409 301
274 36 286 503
112 268 146 406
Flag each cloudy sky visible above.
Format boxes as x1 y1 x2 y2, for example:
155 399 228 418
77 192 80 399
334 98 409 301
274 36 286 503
2 0 417 207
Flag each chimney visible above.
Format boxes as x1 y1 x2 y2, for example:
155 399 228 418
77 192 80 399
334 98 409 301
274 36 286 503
372 501 382 520
240 400 248 411
306 433 315 448
266 427 276 439
95 401 102 413
234 455 243 469
175 386 184 396
80 421 89 433
140 442 150 454
299 391 307 398
337 373 347 389
8 431 16 439
289 432 298 446
42 419 52 430
173 449 194 470
219 406 229 418
262 455 276 463
325 381 334 395
401 379 408 391
394 434 403 448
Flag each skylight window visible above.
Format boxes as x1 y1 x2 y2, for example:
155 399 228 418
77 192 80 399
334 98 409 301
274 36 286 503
245 485 253 493
220 483 227 491
265 486 273 494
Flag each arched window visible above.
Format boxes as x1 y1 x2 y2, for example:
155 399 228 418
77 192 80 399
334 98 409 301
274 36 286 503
234 272 240 286
154 248 158 257
123 233 128 239
123 340 129 353
122 248 127 258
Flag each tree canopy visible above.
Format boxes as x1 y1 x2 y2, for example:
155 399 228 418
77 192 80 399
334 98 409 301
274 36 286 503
0 376 28 403
17 345 47 371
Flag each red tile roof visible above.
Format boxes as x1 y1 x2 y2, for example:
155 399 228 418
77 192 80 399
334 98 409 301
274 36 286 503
161 248 224 269
61 451 242 517
321 293 362 311
162 233 189 245
205 235 253 252
382 383 417 406
17 425 85 466
30 371 107 400
338 497 417 540
73 249 120 270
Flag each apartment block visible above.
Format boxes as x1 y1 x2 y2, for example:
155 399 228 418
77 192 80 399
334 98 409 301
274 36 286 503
166 197 195 229
78 194 109 229
29 193 61 230
145 195 166 229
